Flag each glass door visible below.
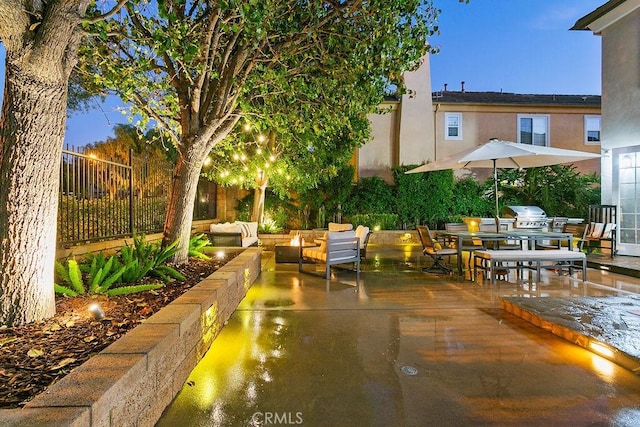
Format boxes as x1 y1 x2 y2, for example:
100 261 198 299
617 150 640 255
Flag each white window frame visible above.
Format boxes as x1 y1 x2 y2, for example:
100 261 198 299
445 112 463 141
517 114 550 146
584 115 601 145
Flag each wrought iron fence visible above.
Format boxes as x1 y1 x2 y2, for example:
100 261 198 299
58 145 214 247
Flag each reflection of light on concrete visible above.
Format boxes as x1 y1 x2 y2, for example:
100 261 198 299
273 316 286 326
590 353 616 378
246 381 257 401
211 404 226 425
590 341 615 358
402 244 413 262
250 311 265 332
260 371 273 382
271 349 283 358
373 255 381 269
358 283 369 301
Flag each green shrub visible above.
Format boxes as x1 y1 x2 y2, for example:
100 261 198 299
451 176 493 218
259 217 283 233
189 233 212 260
498 165 600 218
54 234 196 297
343 176 394 216
54 255 162 297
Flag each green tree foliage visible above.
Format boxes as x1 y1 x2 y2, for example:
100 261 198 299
297 165 356 228
498 165 600 218
203 115 366 223
85 124 174 200
77 0 440 262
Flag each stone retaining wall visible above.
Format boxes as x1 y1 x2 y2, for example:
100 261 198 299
2 247 262 427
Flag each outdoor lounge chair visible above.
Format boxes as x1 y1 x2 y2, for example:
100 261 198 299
354 225 371 259
416 225 457 274
299 230 361 279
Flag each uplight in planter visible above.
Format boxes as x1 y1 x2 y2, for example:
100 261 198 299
88 303 105 320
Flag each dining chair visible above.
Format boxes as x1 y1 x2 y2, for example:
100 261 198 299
416 225 457 274
478 223 521 250
444 222 484 270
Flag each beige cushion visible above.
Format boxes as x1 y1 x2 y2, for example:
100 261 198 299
210 222 241 233
354 225 370 248
236 221 258 238
303 247 326 261
328 223 353 232
589 222 605 238
601 223 616 239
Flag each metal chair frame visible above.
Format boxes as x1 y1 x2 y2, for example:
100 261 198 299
417 225 457 274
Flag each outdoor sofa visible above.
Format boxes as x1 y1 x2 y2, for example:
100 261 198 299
207 221 259 247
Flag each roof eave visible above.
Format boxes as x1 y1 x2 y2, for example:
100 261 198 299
571 0 640 33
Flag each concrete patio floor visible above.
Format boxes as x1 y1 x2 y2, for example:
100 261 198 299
157 245 640 426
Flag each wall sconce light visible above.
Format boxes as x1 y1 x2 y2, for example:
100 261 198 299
88 303 105 320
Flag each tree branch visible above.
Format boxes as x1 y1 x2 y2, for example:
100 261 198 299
84 0 129 24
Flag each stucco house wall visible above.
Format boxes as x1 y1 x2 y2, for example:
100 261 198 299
573 0 640 255
362 56 601 185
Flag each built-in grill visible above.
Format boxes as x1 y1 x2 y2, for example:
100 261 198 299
500 205 549 230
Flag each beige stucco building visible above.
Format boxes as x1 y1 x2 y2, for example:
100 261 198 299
359 56 602 184
573 0 640 255
357 55 435 182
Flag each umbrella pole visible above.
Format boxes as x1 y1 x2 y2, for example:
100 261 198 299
493 159 499 220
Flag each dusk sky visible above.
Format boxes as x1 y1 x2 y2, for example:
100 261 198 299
0 0 606 147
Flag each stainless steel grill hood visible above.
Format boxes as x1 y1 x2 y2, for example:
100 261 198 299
500 206 548 229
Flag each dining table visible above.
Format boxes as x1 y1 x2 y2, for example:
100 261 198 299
440 229 575 277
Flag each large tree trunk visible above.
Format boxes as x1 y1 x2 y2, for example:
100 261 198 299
163 114 239 264
0 65 67 325
163 154 203 264
252 174 268 226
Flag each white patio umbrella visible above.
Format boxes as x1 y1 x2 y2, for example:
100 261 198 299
406 139 601 217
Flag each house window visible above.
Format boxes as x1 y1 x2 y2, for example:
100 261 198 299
585 115 601 145
445 113 462 140
517 114 549 146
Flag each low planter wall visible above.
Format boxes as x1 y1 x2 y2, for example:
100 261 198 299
2 247 262 427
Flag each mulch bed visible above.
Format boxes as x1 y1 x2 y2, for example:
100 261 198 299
0 255 235 409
